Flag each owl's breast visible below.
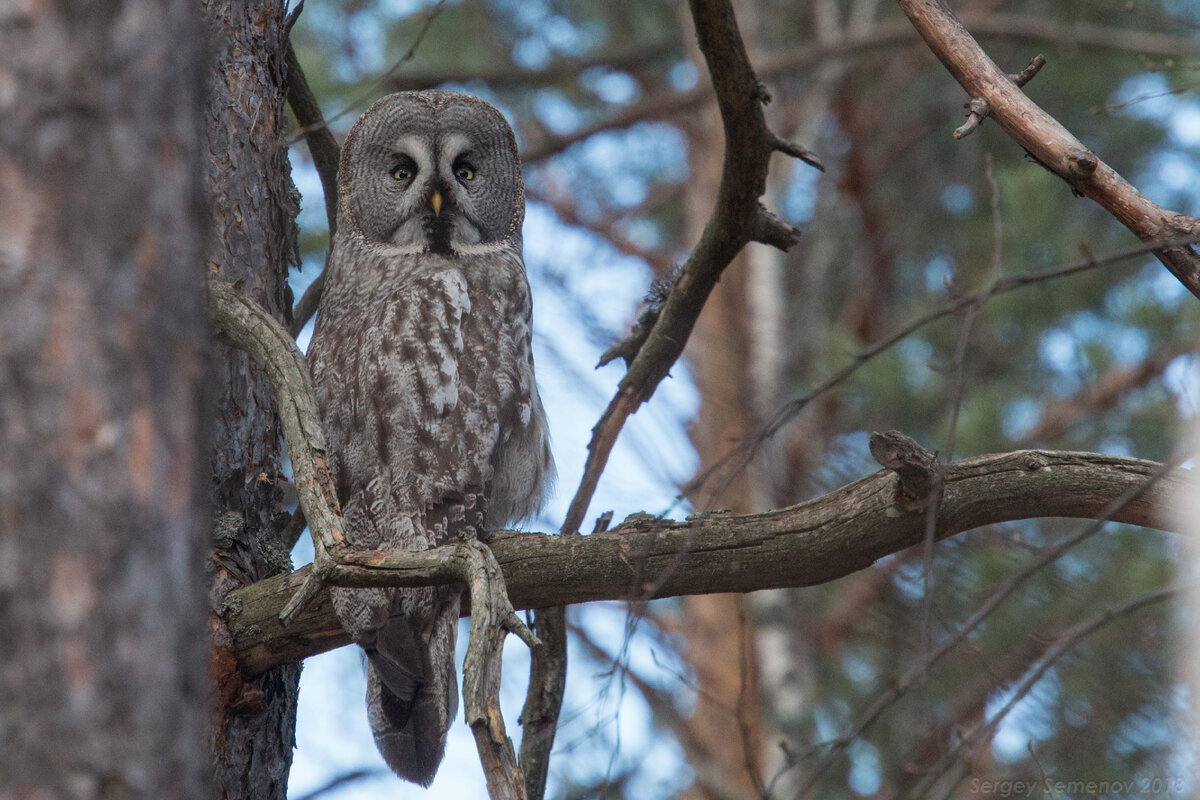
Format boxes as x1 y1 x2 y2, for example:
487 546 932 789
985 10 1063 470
460 262 554 527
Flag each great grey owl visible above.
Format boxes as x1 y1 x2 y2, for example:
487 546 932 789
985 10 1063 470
307 90 554 786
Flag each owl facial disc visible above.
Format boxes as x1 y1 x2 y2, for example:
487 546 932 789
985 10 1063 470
339 91 524 255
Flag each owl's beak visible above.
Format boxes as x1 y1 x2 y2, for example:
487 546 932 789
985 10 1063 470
430 190 443 217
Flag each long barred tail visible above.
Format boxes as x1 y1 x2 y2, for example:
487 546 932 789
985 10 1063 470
364 586 461 787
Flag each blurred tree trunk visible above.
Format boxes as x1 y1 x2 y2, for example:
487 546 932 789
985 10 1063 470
676 3 767 796
200 0 301 797
0 1 211 798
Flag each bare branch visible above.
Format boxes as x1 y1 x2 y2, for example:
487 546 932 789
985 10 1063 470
897 0 1200 298
457 540 532 800
226 448 1183 674
205 279 346 574
284 41 339 235
283 38 339 339
562 0 814 537
517 607 566 800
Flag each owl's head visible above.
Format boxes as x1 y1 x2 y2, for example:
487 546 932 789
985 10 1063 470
337 91 524 253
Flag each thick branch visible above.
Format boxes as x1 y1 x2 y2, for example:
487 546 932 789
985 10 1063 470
225 449 1182 675
897 0 1200 298
206 280 345 566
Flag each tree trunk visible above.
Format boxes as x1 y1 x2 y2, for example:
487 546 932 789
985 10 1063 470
0 1 211 797
199 1 302 797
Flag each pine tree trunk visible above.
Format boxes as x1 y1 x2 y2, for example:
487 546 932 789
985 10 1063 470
676 4 766 795
200 1 302 797
0 1 211 797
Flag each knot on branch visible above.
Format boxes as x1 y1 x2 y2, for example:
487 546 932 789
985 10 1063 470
869 430 942 513
1065 148 1099 179
754 79 772 105
953 54 1046 140
1009 54 1047 87
954 97 991 140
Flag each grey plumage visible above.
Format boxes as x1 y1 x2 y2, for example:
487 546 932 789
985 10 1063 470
307 91 554 786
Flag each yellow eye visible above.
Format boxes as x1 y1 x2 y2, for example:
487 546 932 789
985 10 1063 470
390 165 411 181
456 165 475 181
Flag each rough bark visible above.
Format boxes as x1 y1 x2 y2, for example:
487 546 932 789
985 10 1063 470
226 450 1181 674
0 1 210 797
199 0 301 797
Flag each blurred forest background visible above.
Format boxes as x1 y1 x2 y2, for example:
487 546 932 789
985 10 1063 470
282 0 1200 797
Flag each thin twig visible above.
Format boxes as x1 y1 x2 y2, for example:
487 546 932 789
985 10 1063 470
291 769 384 800
680 235 1200 509
909 584 1178 798
919 153 1004 683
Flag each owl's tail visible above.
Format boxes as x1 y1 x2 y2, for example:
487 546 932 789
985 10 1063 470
364 586 461 787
